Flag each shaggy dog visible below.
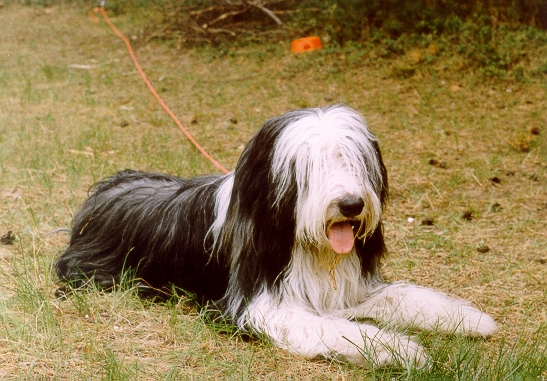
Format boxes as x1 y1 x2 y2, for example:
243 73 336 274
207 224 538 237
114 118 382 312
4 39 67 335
55 105 497 367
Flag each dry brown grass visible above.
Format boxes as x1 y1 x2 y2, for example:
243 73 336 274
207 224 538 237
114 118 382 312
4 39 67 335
0 3 546 379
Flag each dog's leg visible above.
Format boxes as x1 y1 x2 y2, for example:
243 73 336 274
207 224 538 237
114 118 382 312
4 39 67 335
351 282 497 337
244 293 427 367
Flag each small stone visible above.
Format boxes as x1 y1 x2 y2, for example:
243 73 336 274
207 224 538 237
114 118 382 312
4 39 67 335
461 211 474 221
0 231 15 245
477 245 490 253
428 159 447 169
490 203 502 212
421 218 434 226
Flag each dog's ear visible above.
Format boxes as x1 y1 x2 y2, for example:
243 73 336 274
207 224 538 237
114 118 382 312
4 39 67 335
218 118 297 313
355 136 388 278
356 139 388 278
355 222 386 278
371 139 388 207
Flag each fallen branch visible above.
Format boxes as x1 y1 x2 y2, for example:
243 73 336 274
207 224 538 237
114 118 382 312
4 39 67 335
188 6 216 16
207 7 249 27
205 27 238 36
243 0 283 25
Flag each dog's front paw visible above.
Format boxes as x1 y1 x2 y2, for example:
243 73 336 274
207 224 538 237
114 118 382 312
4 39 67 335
453 305 497 338
338 328 428 368
368 332 428 368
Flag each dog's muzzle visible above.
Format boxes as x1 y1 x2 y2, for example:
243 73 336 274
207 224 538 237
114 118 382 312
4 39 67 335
326 196 365 255
338 196 364 218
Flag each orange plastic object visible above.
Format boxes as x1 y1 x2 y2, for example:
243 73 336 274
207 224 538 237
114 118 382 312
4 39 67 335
291 36 323 53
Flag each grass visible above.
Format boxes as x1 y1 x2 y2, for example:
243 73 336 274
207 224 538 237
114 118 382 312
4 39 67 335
0 2 546 379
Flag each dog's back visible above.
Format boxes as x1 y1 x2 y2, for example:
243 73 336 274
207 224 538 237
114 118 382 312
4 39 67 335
55 170 229 300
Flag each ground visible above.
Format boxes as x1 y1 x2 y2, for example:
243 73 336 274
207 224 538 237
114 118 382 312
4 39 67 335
0 3 546 379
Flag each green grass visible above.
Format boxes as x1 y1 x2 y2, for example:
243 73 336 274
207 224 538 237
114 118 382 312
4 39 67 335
0 2 546 379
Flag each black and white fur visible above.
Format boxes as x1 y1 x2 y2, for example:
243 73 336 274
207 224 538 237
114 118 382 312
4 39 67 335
55 105 497 367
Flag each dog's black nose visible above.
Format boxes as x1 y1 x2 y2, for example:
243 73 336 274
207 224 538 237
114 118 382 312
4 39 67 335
339 196 365 217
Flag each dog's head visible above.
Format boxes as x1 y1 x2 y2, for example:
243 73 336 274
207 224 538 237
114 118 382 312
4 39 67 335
270 106 388 254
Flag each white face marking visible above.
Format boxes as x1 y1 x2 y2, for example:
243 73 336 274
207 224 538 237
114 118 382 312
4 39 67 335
271 106 383 248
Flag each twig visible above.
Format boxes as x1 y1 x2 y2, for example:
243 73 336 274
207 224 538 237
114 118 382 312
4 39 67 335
190 23 208 34
189 6 216 16
206 27 237 37
207 7 249 27
243 0 283 25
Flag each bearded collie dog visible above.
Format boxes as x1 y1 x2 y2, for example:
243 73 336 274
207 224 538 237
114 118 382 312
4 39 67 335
55 105 496 367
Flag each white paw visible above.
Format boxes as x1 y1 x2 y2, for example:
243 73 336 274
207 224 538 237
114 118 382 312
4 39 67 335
366 332 427 368
333 328 428 368
453 305 498 338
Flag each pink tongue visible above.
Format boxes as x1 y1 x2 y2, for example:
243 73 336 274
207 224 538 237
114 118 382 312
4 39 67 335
327 221 355 254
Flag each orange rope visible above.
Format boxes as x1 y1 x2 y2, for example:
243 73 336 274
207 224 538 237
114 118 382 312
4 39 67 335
94 6 230 174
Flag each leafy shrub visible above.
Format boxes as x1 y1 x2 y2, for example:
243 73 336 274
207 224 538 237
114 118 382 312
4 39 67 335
295 0 547 75
299 0 546 44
